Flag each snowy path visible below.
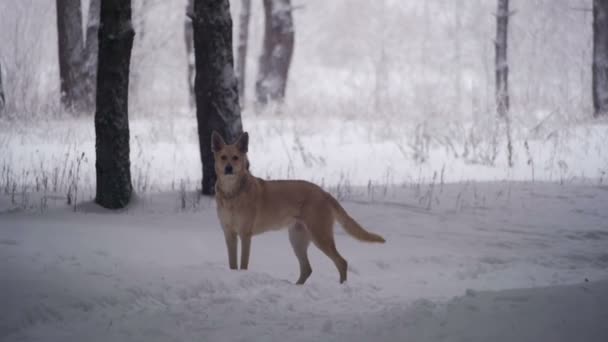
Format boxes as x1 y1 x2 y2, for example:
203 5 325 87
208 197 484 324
1 182 607 341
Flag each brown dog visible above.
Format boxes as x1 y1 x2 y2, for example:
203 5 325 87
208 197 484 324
212 131 385 284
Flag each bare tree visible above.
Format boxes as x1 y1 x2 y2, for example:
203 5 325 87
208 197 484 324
373 0 388 112
237 0 252 105
191 0 244 195
495 0 510 118
83 0 101 110
593 0 608 117
94 0 135 209
495 0 513 167
128 0 150 107
56 0 84 110
0 62 4 113
452 1 464 115
255 0 295 105
55 0 99 112
185 0 195 109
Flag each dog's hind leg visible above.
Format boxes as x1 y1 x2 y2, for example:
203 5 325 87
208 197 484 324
312 233 348 284
306 211 348 284
289 222 312 285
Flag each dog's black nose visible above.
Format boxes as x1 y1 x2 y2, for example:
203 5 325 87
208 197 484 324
224 164 233 175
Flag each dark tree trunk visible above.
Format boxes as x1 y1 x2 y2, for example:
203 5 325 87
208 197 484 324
495 0 509 118
0 62 4 113
593 0 608 117
94 0 135 209
495 0 513 167
255 0 295 105
83 0 101 111
56 0 85 111
192 0 243 195
236 0 251 105
185 0 195 109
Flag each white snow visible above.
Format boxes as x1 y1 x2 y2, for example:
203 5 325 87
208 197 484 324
1 182 607 341
1 1 607 341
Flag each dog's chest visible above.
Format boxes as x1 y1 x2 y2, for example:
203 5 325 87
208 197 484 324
216 199 250 232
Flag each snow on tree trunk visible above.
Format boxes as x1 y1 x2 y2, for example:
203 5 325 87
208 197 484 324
593 0 608 117
185 0 195 109
255 0 295 106
495 0 509 118
192 0 244 195
83 0 100 111
237 0 251 105
56 0 85 111
94 0 135 209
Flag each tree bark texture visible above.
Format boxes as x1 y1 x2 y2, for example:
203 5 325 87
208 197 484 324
94 0 135 209
237 0 251 104
593 0 608 117
56 0 85 110
192 0 243 195
495 0 509 118
255 0 294 105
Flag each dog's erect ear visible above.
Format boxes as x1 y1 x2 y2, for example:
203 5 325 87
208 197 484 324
235 131 249 153
211 131 226 153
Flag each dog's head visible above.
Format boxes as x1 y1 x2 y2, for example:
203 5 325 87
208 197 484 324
211 131 249 178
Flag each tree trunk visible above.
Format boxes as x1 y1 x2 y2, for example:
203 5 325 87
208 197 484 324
56 0 85 111
255 0 295 105
83 0 101 111
94 0 135 209
453 1 463 116
495 0 513 167
374 0 388 112
237 0 251 105
185 0 195 109
128 0 150 106
192 0 244 195
495 0 509 118
0 62 4 113
593 0 608 117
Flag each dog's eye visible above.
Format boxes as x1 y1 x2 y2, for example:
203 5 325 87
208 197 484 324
221 155 227 161
232 156 239 161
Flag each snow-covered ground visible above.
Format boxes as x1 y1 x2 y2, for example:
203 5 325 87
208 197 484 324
1 181 607 341
1 1 607 340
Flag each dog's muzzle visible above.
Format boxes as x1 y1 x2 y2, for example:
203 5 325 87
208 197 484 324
224 164 234 175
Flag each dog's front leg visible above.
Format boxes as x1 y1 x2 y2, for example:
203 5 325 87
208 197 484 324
239 232 252 270
224 230 238 270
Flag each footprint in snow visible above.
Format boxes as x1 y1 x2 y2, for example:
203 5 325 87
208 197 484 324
479 256 508 265
0 239 19 246
94 249 109 257
347 264 360 275
374 260 390 270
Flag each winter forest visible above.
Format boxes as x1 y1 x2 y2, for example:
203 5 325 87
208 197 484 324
1 0 608 341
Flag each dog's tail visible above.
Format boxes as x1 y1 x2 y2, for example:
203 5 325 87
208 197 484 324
327 193 386 243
